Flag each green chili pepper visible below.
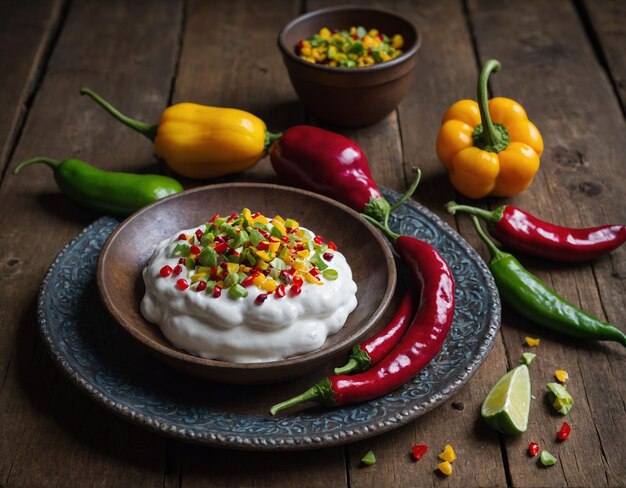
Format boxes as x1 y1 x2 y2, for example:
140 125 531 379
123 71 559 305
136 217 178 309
14 157 183 216
470 216 626 347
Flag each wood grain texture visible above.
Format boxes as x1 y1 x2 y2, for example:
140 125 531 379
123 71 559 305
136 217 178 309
0 0 66 173
468 0 626 486
581 0 626 112
0 1 183 486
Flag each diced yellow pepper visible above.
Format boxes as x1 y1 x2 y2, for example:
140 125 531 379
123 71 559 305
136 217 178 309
255 250 272 262
239 265 251 273
261 278 277 292
191 273 208 283
301 46 312 57
216 280 224 287
272 215 285 225
305 273 322 285
242 208 254 226
437 461 453 476
555 370 569 383
269 241 280 253
253 214 268 225
296 249 310 258
368 29 378 37
256 259 269 270
438 444 456 463
226 263 239 274
391 34 404 49
292 261 308 271
284 254 294 265
252 274 266 287
284 218 299 228
320 27 331 39
525 336 540 347
271 219 286 236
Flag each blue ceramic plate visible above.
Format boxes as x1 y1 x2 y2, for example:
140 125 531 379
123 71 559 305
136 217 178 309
38 189 500 451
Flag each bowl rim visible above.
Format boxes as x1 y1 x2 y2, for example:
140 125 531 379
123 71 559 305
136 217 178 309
97 182 397 373
277 5 421 74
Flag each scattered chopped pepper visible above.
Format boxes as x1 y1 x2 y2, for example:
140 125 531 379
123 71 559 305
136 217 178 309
520 352 537 365
361 450 376 466
555 370 569 383
557 421 571 441
528 442 540 457
438 444 456 463
437 460 453 476
546 383 574 415
411 444 428 461
524 336 540 347
540 450 557 467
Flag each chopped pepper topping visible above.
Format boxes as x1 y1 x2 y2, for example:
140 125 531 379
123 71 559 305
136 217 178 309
546 383 574 415
520 352 537 365
438 444 456 463
524 336 540 347
540 450 557 467
557 421 571 441
437 460 453 476
160 209 339 301
361 450 376 466
528 442 540 457
411 444 428 461
554 370 569 383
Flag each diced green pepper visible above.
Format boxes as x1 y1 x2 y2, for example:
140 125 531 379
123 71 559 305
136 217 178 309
310 253 328 271
540 450 557 467
198 246 218 267
201 231 214 246
520 352 537 366
270 225 284 238
361 450 376 466
546 383 573 415
185 257 196 271
224 272 240 288
249 229 264 247
228 284 248 299
348 40 364 55
323 269 338 280
172 243 190 257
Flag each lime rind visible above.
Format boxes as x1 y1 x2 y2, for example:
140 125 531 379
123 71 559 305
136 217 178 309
481 364 531 435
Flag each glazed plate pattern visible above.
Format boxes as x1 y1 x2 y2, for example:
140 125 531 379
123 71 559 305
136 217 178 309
38 188 500 450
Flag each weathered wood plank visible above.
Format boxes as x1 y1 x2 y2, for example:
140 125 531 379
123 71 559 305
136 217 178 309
0 0 66 176
581 0 626 113
0 1 183 486
468 0 626 486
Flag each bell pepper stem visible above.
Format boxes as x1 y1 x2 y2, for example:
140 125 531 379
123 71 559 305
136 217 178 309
473 60 509 153
264 131 283 152
470 215 506 260
14 157 60 174
445 201 504 223
389 168 422 213
80 87 158 141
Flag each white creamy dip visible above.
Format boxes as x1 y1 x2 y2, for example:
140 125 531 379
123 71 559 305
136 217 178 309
141 225 358 363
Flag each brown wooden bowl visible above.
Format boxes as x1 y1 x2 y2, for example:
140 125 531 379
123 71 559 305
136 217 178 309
97 183 396 384
278 6 420 127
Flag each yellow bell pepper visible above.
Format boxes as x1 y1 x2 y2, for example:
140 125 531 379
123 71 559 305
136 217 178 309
436 60 543 199
80 88 281 179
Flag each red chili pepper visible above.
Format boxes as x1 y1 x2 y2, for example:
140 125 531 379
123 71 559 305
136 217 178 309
412 444 428 461
333 289 416 375
528 442 540 457
557 421 571 441
269 126 419 223
446 202 626 262
270 233 455 414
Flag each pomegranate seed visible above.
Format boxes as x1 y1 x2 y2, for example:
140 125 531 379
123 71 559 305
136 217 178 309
173 265 183 276
323 252 334 261
295 243 305 251
290 285 302 296
310 268 320 277
213 286 222 298
528 442 540 457
195 229 204 241
327 241 337 251
258 229 270 238
195 281 207 292
176 279 189 290
209 214 219 223
352 34 358 39
275 285 286 298
178 258 186 265
221 270 228 278
190 244 202 255
220 262 228 269
281 236 289 243
178 233 187 241
160 265 173 277
313 236 324 245
230 213 238 219
257 241 270 251
411 444 428 461
214 235 227 244
280 270 292 283
214 242 228 254
255 293 268 304
285 227 292 234
293 276 303 287
242 275 255 287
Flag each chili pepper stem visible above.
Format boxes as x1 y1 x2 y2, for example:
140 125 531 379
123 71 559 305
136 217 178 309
445 201 504 223
14 157 61 174
333 358 359 375
80 87 158 141
389 169 422 213
471 215 507 261
473 60 510 153
270 378 334 415
361 214 400 243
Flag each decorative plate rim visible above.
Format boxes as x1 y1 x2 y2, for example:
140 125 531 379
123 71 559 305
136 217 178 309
37 188 501 451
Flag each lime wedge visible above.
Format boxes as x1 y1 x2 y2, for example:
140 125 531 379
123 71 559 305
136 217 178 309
481 364 531 435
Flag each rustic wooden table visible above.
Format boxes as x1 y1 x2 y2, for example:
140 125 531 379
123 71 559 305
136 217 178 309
1 0 624 486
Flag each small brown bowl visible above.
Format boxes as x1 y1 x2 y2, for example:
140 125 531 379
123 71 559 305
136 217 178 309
278 6 420 127
97 183 396 384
